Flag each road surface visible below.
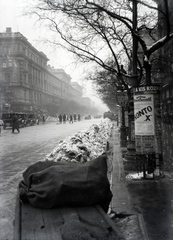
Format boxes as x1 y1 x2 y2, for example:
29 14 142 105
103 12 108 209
0 118 102 240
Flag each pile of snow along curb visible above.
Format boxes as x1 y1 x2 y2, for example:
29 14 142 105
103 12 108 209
45 118 114 163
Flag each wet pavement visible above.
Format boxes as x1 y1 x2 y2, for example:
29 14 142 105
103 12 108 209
110 128 149 240
0 118 102 240
1 119 173 240
110 126 173 240
127 177 173 240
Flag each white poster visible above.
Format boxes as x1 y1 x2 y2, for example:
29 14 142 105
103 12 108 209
134 94 155 135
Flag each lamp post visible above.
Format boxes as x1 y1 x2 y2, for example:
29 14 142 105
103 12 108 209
116 89 128 147
125 0 138 158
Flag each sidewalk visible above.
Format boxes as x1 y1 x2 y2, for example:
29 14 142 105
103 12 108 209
109 126 149 240
111 128 131 213
109 125 173 240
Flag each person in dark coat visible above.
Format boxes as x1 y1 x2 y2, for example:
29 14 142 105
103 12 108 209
63 114 66 124
42 115 46 124
73 114 76 122
12 114 20 133
78 114 81 121
69 115 73 124
59 114 62 124
0 119 4 134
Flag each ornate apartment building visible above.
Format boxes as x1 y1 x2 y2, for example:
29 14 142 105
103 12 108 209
0 28 93 116
157 0 173 171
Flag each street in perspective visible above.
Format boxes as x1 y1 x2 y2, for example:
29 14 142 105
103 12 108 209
1 0 173 240
0 118 103 240
1 117 173 240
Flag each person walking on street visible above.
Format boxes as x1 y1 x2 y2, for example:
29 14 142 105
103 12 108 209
58 114 62 124
69 115 73 124
63 114 66 124
0 119 4 134
78 114 81 121
42 115 46 124
12 114 20 133
73 113 76 122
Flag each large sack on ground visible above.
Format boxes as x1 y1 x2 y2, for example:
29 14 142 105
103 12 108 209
19 154 112 212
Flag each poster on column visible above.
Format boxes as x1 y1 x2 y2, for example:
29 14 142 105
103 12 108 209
134 94 155 135
133 85 160 154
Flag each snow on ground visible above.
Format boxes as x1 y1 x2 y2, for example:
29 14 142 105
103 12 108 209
45 118 114 163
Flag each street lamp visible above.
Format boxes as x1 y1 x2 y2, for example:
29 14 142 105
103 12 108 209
116 88 128 147
125 0 138 157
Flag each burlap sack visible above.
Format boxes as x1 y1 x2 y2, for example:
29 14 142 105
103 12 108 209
19 154 112 212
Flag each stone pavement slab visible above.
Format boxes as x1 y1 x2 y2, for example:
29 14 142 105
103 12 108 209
109 126 149 240
110 128 131 213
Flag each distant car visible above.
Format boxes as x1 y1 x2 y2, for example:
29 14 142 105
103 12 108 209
103 112 117 120
1 113 13 129
84 115 91 120
1 112 37 129
2 113 27 129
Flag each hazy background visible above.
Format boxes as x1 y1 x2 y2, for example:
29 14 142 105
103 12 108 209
0 0 108 113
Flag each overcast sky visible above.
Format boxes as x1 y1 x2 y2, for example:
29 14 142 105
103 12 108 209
0 0 82 78
0 0 108 112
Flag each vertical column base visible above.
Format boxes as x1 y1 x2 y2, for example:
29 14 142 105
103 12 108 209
124 140 136 172
120 126 127 147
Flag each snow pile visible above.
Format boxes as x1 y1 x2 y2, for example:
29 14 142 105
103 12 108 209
45 119 113 163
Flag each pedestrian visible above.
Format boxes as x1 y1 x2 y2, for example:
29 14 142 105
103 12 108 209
73 114 76 122
42 115 45 124
69 115 73 124
78 114 81 121
59 114 62 124
63 114 66 124
0 119 4 134
12 114 20 133
36 114 40 125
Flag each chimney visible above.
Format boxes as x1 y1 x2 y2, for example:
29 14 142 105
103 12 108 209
6 27 12 33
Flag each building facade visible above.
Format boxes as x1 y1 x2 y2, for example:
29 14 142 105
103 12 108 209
0 28 94 117
157 0 173 171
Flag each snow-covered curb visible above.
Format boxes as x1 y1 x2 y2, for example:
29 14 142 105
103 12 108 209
45 118 114 163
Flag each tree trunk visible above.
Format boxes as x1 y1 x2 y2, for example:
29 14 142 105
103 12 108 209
144 60 152 85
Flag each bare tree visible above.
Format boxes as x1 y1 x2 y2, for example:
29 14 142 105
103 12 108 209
90 67 118 109
28 0 173 88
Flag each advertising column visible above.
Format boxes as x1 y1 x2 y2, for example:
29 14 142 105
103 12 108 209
133 85 161 154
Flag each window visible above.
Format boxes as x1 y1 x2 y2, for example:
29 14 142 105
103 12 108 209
34 92 36 102
166 89 170 98
22 46 25 53
22 61 28 70
12 43 18 52
162 91 165 99
4 44 11 53
4 73 11 82
23 74 28 83
3 59 13 67
8 60 13 67
24 90 27 101
171 87 173 97
25 48 28 57
2 61 7 68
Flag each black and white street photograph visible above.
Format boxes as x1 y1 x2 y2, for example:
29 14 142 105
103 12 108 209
0 1 173 240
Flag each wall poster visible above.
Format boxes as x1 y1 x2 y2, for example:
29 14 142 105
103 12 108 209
134 94 155 135
133 85 160 154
